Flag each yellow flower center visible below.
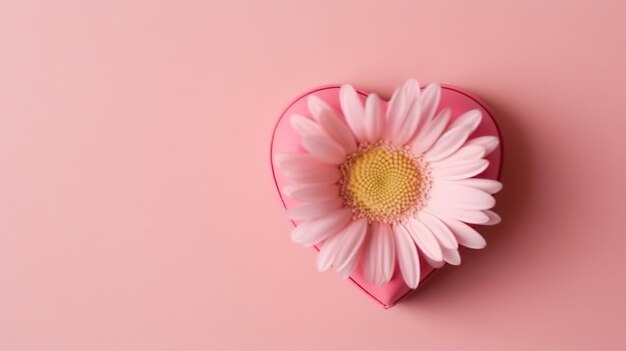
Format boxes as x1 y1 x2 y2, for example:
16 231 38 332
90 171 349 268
340 143 430 224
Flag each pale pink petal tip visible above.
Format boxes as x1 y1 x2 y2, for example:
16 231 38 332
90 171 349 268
437 215 487 249
385 79 420 143
290 208 352 247
332 218 368 274
453 178 503 194
364 93 384 142
467 135 500 155
483 210 502 225
419 83 442 123
449 109 483 133
424 124 474 162
287 198 343 222
301 134 346 164
282 184 339 202
443 248 461 266
418 211 458 250
307 95 358 153
290 114 322 137
410 108 451 154
364 222 395 285
339 84 367 142
406 217 443 262
393 224 421 289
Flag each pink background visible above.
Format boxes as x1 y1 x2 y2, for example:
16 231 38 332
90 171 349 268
1 0 625 349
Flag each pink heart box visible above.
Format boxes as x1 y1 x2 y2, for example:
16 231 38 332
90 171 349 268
270 84 503 308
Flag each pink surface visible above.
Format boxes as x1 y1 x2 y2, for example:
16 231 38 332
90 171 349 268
1 0 626 349
271 85 502 308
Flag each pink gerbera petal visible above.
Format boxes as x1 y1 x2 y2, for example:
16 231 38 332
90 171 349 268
316 231 343 272
385 79 419 144
483 210 502 225
430 144 485 166
290 208 352 247
423 254 444 268
393 224 421 289
466 135 500 155
364 93 384 142
307 95 357 153
424 124 474 162
419 83 442 124
424 204 490 225
442 247 461 266
274 153 340 185
331 218 368 273
406 217 443 262
436 215 487 249
364 222 395 286
451 178 503 194
393 98 422 146
410 108 451 155
339 84 367 142
430 159 490 180
290 114 324 137
282 183 340 202
287 198 344 222
449 109 482 133
417 211 458 250
428 183 496 210
301 134 347 164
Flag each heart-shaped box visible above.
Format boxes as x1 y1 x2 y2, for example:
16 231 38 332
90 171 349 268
270 84 502 308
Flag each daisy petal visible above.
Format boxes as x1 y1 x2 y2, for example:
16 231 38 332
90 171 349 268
431 145 485 166
417 211 458 249
364 222 395 285
290 114 323 137
283 168 341 184
337 251 360 280
442 247 461 266
364 93 384 142
290 208 352 246
274 153 319 169
302 134 347 164
429 183 496 210
339 84 367 141
450 178 503 194
393 224 421 289
393 97 422 146
424 124 473 162
282 184 339 202
424 204 490 225
316 232 342 272
386 79 419 142
424 254 444 268
282 164 341 184
275 153 339 184
430 159 489 180
419 83 441 123
435 215 487 249
307 95 331 121
332 218 368 272
307 95 357 153
449 109 482 134
406 217 443 261
466 136 500 155
410 108 451 155
483 210 502 225
287 198 344 222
